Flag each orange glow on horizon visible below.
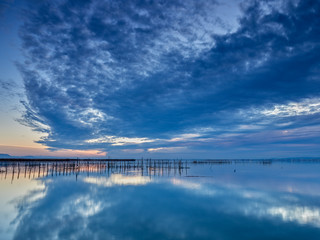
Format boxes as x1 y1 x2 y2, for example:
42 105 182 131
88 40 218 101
0 144 107 158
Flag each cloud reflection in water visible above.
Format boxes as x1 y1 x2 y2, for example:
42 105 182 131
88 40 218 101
1 161 320 240
84 174 152 187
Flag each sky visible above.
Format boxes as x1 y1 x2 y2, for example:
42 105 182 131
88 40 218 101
0 0 319 159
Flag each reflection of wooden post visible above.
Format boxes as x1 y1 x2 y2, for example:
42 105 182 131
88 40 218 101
38 163 40 178
11 164 15 183
32 163 35 179
66 162 69 175
5 163 7 179
185 161 188 176
141 162 144 176
87 161 89 176
161 160 163 177
17 163 20 180
29 163 31 179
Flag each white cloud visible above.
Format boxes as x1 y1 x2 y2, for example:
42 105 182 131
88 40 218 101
171 179 320 228
86 136 156 146
168 133 201 142
84 174 152 187
267 206 320 227
261 98 320 117
237 124 263 130
79 108 109 123
147 147 187 153
171 178 202 190
72 196 104 217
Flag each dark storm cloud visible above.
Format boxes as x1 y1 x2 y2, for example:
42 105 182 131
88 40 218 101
18 0 320 155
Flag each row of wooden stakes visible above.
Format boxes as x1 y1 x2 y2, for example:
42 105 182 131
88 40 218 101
0 160 190 182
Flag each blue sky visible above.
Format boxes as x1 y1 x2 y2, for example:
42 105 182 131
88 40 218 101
0 0 320 158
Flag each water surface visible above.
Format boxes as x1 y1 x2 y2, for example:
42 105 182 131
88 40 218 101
1 159 320 240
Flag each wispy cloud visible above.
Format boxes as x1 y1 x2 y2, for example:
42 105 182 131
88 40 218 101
147 147 187 153
86 136 156 146
261 98 320 117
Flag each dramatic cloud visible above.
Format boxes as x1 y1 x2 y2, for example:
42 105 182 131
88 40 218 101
17 0 320 157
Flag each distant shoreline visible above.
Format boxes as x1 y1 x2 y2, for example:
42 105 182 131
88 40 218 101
0 158 136 162
1 158 320 162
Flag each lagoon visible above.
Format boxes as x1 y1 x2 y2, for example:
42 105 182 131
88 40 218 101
1 159 320 240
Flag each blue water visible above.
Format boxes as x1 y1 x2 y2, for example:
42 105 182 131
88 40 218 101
1 160 320 240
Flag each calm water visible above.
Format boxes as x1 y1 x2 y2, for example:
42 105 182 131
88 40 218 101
1 159 320 240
